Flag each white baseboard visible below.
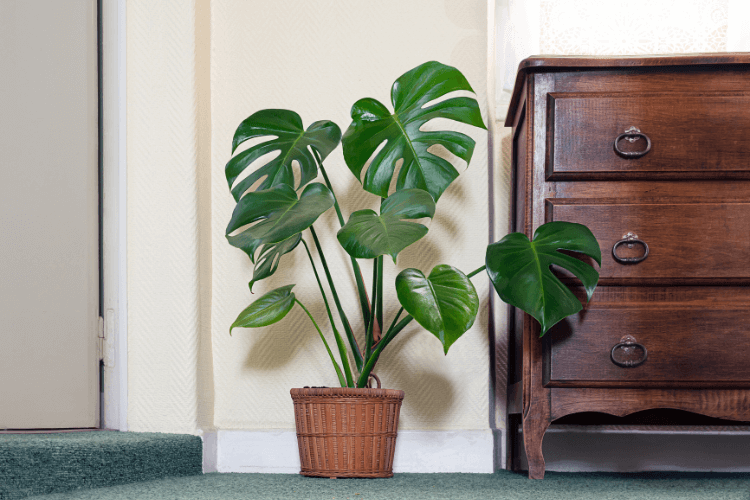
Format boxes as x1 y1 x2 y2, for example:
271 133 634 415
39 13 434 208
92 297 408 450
205 429 496 474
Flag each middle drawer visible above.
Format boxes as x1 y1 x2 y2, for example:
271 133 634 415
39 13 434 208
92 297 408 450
544 286 750 387
547 200 750 283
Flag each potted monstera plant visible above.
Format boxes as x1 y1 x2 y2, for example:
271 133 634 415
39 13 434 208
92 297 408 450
225 61 601 478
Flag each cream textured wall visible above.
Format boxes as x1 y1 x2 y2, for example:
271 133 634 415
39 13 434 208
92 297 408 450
210 0 491 431
126 0 213 433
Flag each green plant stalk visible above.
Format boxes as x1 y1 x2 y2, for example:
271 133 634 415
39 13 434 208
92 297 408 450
308 225 364 373
467 265 486 279
302 239 354 387
364 258 378 363
380 307 404 347
376 255 383 342
295 299 346 388
357 313 413 388
313 148 372 335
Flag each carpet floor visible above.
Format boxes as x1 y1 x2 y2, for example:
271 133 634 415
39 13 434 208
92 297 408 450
22 471 750 500
0 431 202 500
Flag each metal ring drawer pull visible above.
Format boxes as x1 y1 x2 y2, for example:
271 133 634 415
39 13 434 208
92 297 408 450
611 335 648 368
614 126 651 158
612 232 649 264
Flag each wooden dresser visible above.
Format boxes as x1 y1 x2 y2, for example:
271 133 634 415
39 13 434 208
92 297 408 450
504 54 750 479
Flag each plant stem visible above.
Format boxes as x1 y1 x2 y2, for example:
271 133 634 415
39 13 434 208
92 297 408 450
312 148 372 335
381 307 404 345
375 255 383 342
467 265 486 279
302 239 354 387
364 258 378 362
360 259 378 362
357 313 414 388
309 225 363 373
295 299 347 388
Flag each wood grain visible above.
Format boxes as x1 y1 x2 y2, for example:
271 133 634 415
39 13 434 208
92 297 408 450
548 201 750 281
506 55 750 479
547 92 750 179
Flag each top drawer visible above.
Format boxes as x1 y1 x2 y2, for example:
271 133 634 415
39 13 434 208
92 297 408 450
546 92 750 180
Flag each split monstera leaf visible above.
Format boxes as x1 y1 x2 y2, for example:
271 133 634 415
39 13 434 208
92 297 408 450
224 60 602 388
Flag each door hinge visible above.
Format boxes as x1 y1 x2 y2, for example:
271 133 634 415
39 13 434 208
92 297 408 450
98 315 104 361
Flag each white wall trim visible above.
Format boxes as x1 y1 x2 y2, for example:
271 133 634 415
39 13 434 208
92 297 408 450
101 0 128 432
209 430 496 474
201 430 218 473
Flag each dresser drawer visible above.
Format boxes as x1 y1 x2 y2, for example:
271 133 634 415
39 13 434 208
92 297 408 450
545 287 750 387
546 92 750 180
548 200 750 282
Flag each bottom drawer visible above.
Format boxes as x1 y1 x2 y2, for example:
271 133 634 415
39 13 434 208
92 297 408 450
544 287 750 387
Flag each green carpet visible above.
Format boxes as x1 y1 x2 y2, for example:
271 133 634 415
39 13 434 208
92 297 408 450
21 471 750 500
0 431 202 500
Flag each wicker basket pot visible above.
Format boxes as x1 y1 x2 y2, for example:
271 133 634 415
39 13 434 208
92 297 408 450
290 385 404 478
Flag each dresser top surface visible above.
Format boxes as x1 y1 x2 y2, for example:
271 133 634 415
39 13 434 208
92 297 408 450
506 52 750 126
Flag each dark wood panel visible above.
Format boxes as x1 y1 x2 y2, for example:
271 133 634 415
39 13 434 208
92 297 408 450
505 53 750 125
547 92 750 179
551 388 750 422
554 180 750 202
547 307 750 386
548 201 750 280
554 67 750 97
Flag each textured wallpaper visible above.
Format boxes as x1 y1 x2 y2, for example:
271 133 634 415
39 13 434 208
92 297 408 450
126 0 203 433
210 0 491 431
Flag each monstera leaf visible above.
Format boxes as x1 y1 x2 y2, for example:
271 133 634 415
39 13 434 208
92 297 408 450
226 109 341 200
248 234 302 292
342 61 486 202
486 221 601 336
395 265 479 354
336 189 435 262
230 285 296 334
226 182 334 260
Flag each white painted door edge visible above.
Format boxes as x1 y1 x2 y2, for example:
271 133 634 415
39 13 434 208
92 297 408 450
101 0 128 432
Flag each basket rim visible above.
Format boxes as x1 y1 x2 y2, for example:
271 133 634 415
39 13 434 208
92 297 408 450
290 386 404 399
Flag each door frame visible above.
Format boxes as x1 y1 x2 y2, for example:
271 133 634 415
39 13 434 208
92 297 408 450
101 0 128 431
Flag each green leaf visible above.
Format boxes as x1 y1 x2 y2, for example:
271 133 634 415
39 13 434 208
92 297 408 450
336 189 435 262
226 182 334 259
230 285 296 334
395 265 479 354
226 109 341 201
342 61 486 202
249 234 302 292
485 221 602 337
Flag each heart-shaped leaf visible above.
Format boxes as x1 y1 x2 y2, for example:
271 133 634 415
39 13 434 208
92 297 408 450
249 234 302 292
486 221 601 336
395 265 479 354
342 61 486 202
230 284 296 334
336 189 435 262
226 182 334 259
226 109 341 200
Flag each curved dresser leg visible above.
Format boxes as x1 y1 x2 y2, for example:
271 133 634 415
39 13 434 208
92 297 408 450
523 413 551 479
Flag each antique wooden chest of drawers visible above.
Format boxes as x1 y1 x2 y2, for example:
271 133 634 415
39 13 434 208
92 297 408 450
504 54 750 479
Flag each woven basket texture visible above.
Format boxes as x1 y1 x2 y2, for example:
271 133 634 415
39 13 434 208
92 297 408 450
290 387 405 478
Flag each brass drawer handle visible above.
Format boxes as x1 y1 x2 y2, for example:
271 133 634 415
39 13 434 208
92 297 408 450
612 232 649 264
610 335 648 368
614 126 651 158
